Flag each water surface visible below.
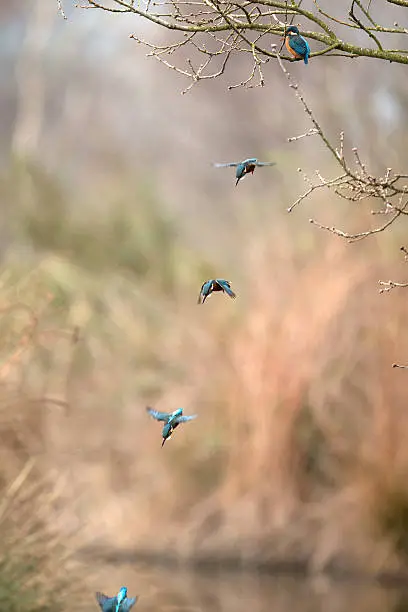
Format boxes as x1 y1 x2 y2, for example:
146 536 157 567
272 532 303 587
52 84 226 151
83 560 408 612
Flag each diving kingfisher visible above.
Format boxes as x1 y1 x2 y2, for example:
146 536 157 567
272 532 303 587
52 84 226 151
198 279 236 304
283 26 310 64
146 407 197 447
95 587 138 612
213 158 276 186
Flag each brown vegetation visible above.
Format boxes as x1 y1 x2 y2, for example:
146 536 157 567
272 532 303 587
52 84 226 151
1 180 408 579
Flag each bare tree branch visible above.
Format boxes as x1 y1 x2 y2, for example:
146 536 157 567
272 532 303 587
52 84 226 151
270 48 408 244
349 0 383 51
57 0 67 19
387 0 408 6
75 0 408 95
379 280 408 294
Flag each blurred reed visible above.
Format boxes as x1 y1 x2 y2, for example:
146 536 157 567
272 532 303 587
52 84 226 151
0 159 407 584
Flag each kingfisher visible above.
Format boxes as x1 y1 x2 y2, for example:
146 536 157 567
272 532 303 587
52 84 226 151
213 158 276 186
198 279 236 304
283 26 310 64
95 587 138 612
146 407 197 446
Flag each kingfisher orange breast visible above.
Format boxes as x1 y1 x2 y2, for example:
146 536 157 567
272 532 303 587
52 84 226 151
285 36 302 59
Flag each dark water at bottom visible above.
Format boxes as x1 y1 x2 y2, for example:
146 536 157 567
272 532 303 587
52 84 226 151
82 559 408 612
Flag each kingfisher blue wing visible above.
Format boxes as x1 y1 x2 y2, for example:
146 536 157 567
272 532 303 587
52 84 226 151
242 158 257 165
255 162 276 167
96 593 116 612
213 162 240 167
198 280 213 304
215 279 236 299
146 407 170 422
235 163 247 185
122 597 138 611
289 36 308 57
302 38 311 64
176 414 198 423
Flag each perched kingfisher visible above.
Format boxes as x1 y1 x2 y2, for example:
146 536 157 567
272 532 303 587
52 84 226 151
95 587 138 612
283 26 310 64
146 407 197 447
197 279 236 304
213 158 276 186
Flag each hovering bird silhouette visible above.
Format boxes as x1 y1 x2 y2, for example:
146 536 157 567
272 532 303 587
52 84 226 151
213 158 276 186
146 407 197 446
198 279 236 304
282 26 310 64
96 587 138 612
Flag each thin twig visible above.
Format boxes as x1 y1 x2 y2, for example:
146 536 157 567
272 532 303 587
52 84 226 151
378 279 408 293
57 0 67 19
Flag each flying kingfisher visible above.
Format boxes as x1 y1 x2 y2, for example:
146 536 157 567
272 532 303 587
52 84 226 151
198 279 236 304
146 407 197 446
213 158 276 186
96 587 138 612
282 26 310 64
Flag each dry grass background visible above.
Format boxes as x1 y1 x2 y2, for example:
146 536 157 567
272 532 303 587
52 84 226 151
1 161 408 607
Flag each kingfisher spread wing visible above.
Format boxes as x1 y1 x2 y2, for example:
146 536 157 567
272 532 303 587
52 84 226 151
197 280 213 304
215 279 236 298
97 588 138 612
214 158 276 185
176 415 198 423
146 407 171 422
198 279 236 304
284 26 310 64
96 593 117 612
122 598 138 611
